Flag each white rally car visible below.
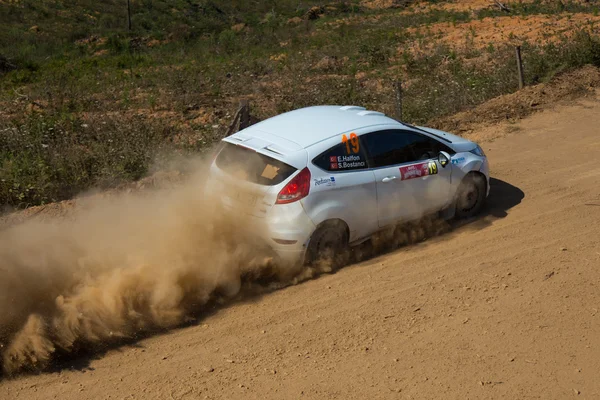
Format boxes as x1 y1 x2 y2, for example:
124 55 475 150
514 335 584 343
206 106 489 269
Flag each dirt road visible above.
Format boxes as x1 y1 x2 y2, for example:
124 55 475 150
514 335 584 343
2 93 600 399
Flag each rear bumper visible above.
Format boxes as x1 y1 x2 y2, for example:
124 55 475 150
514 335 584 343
260 202 316 268
214 200 315 269
271 246 307 268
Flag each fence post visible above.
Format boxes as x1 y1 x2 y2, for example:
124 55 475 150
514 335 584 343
239 100 250 130
394 80 403 121
515 46 524 90
127 0 132 31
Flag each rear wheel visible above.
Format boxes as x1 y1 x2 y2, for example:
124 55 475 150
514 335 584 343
455 173 486 219
306 221 349 269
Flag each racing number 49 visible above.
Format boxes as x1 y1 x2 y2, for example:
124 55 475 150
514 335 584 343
342 133 360 155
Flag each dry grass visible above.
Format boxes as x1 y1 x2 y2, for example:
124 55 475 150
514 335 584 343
1 0 599 209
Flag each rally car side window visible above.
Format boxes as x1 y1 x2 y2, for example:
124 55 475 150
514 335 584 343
312 137 369 172
362 130 415 168
363 130 454 168
408 132 456 158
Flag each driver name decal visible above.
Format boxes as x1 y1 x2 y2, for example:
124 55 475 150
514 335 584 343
400 161 438 180
329 154 366 170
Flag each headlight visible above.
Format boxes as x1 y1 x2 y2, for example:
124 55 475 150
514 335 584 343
470 145 486 157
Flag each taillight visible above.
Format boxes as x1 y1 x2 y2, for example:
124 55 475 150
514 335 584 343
276 167 311 204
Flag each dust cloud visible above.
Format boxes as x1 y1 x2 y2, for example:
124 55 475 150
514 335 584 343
0 160 282 376
0 156 453 376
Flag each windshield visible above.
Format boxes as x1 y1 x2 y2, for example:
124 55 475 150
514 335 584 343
215 142 297 186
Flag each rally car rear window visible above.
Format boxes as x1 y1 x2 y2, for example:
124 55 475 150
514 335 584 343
215 142 297 186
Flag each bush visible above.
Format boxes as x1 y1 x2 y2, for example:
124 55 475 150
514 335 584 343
0 113 171 208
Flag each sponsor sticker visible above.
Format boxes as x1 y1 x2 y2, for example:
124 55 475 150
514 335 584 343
399 161 438 181
314 177 336 187
451 156 466 165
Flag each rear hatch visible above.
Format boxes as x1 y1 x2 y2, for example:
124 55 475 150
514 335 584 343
208 133 307 218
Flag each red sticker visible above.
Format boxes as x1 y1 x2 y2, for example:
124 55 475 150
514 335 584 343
330 156 338 163
399 162 430 180
330 163 339 170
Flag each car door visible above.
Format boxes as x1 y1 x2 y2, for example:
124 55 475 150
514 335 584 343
305 133 378 243
404 130 454 212
362 129 452 228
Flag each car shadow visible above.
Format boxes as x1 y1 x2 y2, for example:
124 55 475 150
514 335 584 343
0 178 524 381
451 177 525 231
487 177 525 216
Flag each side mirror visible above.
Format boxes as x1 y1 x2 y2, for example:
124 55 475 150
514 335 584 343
438 151 450 168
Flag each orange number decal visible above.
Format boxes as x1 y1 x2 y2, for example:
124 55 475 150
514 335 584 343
350 133 359 154
342 134 351 155
342 133 360 154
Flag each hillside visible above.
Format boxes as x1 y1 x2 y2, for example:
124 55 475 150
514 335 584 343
1 0 600 208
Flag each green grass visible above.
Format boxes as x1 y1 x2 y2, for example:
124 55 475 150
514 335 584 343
1 0 599 209
0 113 175 208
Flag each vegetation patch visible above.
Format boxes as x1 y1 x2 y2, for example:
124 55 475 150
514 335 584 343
1 0 599 209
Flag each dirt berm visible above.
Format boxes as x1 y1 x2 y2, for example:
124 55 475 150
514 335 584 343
1 76 600 399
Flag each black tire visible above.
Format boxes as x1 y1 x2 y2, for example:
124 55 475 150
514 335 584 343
306 221 349 269
455 173 486 219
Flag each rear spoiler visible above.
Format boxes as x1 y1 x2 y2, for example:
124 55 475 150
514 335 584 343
223 135 308 169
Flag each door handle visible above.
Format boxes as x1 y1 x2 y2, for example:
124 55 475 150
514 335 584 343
382 176 398 183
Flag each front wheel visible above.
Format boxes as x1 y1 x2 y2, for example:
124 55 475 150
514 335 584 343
455 173 486 219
